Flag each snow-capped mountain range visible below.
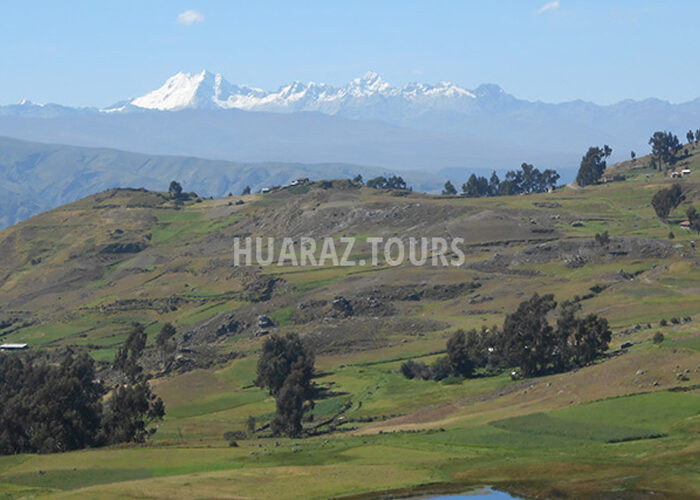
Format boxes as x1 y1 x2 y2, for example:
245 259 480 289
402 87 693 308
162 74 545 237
3 69 700 190
107 70 485 115
2 69 700 229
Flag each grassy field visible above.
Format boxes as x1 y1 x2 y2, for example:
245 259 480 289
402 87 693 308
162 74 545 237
0 155 699 498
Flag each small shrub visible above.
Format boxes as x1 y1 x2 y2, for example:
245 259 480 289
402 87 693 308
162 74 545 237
594 231 610 246
223 430 246 442
400 360 432 380
660 319 668 327
653 332 665 344
400 360 416 379
440 375 463 385
247 416 256 433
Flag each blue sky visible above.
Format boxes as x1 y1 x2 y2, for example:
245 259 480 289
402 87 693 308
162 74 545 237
1 1 699 107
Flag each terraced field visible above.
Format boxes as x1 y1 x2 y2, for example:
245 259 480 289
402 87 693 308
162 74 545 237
0 153 699 498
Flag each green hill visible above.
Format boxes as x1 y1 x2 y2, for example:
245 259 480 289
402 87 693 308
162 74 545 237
0 153 698 499
0 135 443 229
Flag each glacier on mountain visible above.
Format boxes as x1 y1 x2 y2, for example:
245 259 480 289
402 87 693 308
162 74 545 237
115 70 480 115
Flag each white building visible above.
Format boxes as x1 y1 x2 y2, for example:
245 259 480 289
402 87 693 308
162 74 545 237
0 343 28 350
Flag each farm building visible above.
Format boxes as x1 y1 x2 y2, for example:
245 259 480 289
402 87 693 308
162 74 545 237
602 174 626 183
0 343 28 350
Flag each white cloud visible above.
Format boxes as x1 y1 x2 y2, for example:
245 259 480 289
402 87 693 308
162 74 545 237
537 1 560 15
177 9 205 26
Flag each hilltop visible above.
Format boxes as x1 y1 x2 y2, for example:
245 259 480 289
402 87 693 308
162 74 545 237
0 136 447 229
0 152 698 498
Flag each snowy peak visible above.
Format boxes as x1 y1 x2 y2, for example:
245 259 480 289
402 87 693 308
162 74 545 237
400 81 476 99
348 71 393 96
130 71 208 110
128 71 265 111
120 70 487 114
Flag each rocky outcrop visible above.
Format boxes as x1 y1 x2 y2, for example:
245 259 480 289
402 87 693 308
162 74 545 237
100 242 145 254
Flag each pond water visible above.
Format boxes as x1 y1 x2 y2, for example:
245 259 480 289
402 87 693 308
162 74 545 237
415 488 523 500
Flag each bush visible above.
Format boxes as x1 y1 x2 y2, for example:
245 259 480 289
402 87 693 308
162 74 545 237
660 319 668 327
446 330 474 377
653 332 665 344
430 356 452 381
247 415 256 433
366 175 408 190
223 431 247 441
399 360 432 380
595 231 610 246
439 375 463 385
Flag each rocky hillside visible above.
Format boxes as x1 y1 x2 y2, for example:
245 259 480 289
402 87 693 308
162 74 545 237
0 153 699 498
1 154 698 368
0 136 445 229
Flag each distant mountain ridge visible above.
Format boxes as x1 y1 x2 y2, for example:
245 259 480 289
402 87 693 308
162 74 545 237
0 136 446 229
108 70 700 124
3 70 700 168
0 107 554 177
